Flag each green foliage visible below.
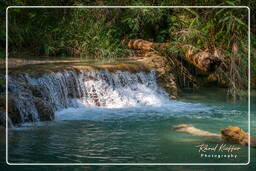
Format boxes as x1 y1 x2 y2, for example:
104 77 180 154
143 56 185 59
6 4 250 60
252 34 256 78
65 9 126 59
1 0 255 96
121 8 168 40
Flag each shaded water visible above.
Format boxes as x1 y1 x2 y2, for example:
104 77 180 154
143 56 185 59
4 70 254 164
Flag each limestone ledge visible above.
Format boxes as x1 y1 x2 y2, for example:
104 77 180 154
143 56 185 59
0 59 178 127
4 62 150 77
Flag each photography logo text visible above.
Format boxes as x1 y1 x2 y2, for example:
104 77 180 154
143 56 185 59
196 144 241 159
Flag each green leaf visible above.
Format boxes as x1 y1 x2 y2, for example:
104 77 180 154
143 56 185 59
234 17 247 27
225 1 236 6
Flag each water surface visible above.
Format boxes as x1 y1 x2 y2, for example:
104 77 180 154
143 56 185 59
7 88 253 164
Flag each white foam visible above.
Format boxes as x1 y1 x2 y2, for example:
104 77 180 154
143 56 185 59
9 69 213 125
55 101 212 121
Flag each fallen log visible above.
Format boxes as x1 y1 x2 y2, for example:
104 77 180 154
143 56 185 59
128 39 154 51
174 124 220 138
179 44 222 73
127 39 222 73
174 124 256 148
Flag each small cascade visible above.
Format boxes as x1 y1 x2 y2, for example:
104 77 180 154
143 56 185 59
8 69 171 125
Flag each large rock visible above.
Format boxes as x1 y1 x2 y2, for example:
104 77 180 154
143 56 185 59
221 126 256 147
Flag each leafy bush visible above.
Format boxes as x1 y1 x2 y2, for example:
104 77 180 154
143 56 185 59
1 0 255 96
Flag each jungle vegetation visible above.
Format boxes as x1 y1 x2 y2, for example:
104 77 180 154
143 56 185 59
0 0 255 99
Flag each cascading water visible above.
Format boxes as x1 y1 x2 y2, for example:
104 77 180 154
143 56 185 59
6 69 251 164
8 69 173 125
7 69 249 164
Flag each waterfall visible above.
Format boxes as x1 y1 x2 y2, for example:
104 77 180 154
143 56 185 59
8 69 171 125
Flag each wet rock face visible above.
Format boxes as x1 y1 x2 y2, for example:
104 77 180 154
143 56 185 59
8 96 22 124
33 97 54 121
157 74 177 99
23 84 48 99
135 51 178 98
23 85 55 120
5 68 169 126
0 95 22 125
0 84 55 127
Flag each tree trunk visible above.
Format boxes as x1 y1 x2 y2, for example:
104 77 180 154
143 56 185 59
128 39 222 73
